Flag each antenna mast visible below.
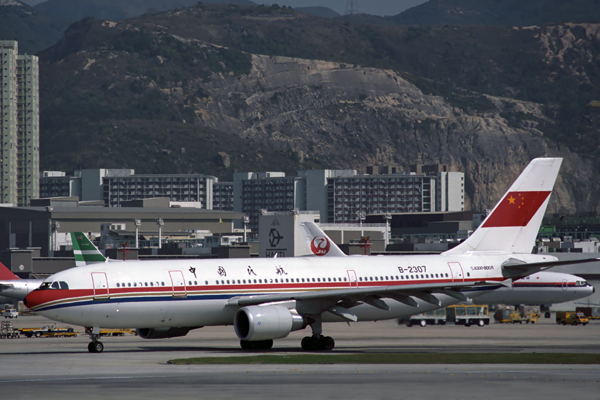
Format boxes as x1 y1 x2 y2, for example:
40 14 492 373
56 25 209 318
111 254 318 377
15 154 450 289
345 0 359 15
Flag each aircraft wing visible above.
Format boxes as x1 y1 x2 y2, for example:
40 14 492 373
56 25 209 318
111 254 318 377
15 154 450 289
227 280 506 321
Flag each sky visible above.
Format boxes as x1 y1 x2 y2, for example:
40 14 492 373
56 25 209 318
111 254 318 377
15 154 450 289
257 0 428 16
20 0 430 16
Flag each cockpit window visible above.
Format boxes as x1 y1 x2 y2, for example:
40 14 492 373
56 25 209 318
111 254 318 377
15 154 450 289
39 281 69 290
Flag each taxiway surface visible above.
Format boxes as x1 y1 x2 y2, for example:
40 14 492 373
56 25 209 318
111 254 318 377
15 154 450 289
1 315 599 399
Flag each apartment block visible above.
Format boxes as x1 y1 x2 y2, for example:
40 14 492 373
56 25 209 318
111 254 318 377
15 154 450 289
0 40 39 206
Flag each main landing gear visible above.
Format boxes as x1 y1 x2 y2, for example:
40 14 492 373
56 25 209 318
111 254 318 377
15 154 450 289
301 335 335 351
85 327 104 353
300 314 335 351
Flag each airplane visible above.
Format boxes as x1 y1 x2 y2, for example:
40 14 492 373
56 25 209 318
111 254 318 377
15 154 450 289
24 157 599 353
475 270 595 305
0 262 45 302
0 232 106 303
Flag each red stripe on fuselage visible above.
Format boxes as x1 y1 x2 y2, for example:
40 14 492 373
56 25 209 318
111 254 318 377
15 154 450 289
25 277 505 310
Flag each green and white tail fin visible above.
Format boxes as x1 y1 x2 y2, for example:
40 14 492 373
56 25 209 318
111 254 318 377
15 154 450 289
71 232 107 266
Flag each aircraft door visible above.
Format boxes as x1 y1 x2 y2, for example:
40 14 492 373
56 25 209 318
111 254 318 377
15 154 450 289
347 270 358 288
91 272 109 300
562 279 568 291
447 262 465 282
169 270 187 298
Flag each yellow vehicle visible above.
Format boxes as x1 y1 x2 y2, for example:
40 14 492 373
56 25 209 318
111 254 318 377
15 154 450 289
556 311 589 326
19 325 77 338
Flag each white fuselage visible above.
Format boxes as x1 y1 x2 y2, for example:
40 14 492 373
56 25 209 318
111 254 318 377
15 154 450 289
476 271 594 305
25 253 558 329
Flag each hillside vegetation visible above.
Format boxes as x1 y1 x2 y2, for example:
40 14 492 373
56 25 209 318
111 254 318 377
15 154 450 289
36 4 600 212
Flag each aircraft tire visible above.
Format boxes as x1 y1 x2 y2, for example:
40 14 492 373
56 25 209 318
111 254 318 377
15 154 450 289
478 320 485 327
88 341 104 353
319 336 335 351
419 320 427 327
301 336 320 351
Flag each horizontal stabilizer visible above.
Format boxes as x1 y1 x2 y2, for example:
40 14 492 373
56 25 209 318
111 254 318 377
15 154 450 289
502 257 600 278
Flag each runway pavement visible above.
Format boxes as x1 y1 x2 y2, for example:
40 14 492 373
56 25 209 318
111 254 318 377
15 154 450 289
1 315 599 399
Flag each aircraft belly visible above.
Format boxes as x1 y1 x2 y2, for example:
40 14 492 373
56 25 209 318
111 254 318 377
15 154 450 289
38 299 236 328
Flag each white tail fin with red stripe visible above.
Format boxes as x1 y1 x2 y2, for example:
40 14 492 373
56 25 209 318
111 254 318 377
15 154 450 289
444 158 562 255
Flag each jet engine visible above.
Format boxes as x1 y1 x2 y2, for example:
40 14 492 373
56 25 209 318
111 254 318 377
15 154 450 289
136 327 195 339
234 306 307 341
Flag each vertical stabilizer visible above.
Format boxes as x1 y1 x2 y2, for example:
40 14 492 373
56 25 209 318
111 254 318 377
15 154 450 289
0 262 19 280
300 222 347 257
444 158 562 255
71 232 107 266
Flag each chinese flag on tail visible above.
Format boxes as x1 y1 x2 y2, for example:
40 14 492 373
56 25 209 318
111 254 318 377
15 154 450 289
482 191 551 228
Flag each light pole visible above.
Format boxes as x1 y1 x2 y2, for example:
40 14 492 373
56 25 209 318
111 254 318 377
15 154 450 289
384 213 392 248
134 219 141 249
242 215 249 242
156 218 164 249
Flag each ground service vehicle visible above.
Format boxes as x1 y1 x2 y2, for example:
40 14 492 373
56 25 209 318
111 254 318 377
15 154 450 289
556 311 589 325
575 307 600 320
405 308 447 326
19 325 76 338
446 305 490 327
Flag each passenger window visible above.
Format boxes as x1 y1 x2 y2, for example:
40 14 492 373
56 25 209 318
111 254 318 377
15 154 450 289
128 283 131 287
188 281 192 285
205 281 208 285
116 283 120 288
302 278 305 283
161 282 165 286
333 277 337 282
134 283 137 287
312 278 315 282
215 281 219 285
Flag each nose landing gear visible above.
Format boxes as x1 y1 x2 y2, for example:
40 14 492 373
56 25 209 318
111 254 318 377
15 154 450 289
85 327 104 353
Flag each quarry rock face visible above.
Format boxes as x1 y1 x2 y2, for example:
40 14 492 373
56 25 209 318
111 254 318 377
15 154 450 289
171 54 595 213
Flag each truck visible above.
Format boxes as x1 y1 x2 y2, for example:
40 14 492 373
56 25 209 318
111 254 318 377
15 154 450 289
494 309 539 324
556 311 589 326
446 305 490 327
2 309 18 319
19 325 77 338
404 308 447 327
575 307 600 321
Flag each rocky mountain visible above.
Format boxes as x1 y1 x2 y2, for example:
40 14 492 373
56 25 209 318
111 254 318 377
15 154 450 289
37 4 600 213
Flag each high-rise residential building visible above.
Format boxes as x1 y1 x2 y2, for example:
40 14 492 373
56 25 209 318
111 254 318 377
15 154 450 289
0 40 39 206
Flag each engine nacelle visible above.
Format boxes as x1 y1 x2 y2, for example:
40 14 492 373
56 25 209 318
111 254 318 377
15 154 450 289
234 306 306 341
136 327 193 339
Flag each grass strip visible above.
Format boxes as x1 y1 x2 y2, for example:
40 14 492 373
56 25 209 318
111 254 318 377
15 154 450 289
168 353 600 365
